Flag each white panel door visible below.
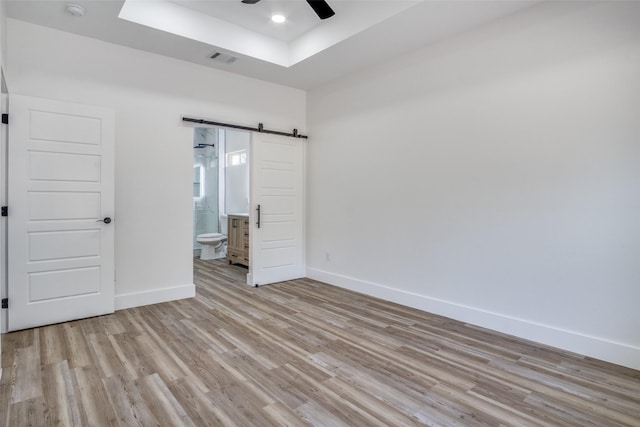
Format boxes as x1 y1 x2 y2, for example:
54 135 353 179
249 132 304 286
8 95 115 331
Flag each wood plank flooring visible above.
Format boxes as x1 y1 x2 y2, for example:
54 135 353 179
1 258 639 426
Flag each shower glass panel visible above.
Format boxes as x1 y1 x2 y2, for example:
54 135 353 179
193 128 219 250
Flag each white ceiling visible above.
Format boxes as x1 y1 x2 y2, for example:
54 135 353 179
5 0 539 89
168 0 327 42
117 0 419 67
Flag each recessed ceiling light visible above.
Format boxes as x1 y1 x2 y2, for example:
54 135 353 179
66 3 85 17
271 14 286 24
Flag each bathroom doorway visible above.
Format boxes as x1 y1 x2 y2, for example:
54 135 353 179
192 126 250 264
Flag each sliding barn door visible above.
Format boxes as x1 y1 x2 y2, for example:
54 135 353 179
8 95 115 331
249 132 305 286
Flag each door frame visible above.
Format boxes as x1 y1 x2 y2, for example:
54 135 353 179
0 71 8 334
185 122 306 287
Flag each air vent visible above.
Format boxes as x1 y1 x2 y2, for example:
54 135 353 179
209 52 237 64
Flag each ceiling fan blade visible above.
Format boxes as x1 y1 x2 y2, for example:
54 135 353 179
241 0 261 4
306 0 335 20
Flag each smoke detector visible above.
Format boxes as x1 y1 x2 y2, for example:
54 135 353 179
209 52 238 65
66 3 85 17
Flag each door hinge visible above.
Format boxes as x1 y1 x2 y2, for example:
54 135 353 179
1 206 7 217
1 114 7 125
1 299 7 309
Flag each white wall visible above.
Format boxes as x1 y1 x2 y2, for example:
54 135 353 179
0 0 6 68
306 1 640 370
6 19 305 309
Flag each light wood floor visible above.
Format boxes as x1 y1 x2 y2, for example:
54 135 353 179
1 259 639 426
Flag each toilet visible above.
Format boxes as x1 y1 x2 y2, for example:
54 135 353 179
196 233 227 260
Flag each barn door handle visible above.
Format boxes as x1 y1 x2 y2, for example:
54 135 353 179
97 217 112 224
256 205 261 229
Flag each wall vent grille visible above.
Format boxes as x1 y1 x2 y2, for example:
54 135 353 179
210 52 238 64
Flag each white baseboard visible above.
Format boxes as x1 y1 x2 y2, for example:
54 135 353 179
306 267 640 371
115 283 196 311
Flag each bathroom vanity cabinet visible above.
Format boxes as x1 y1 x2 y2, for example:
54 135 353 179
227 214 250 267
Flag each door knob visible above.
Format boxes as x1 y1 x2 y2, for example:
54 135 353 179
97 217 112 224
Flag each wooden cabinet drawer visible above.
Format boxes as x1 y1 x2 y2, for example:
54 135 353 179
227 249 249 267
227 214 250 267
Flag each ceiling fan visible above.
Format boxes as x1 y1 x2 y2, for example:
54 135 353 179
241 0 335 20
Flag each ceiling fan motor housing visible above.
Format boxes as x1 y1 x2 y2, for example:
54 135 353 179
241 0 335 20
